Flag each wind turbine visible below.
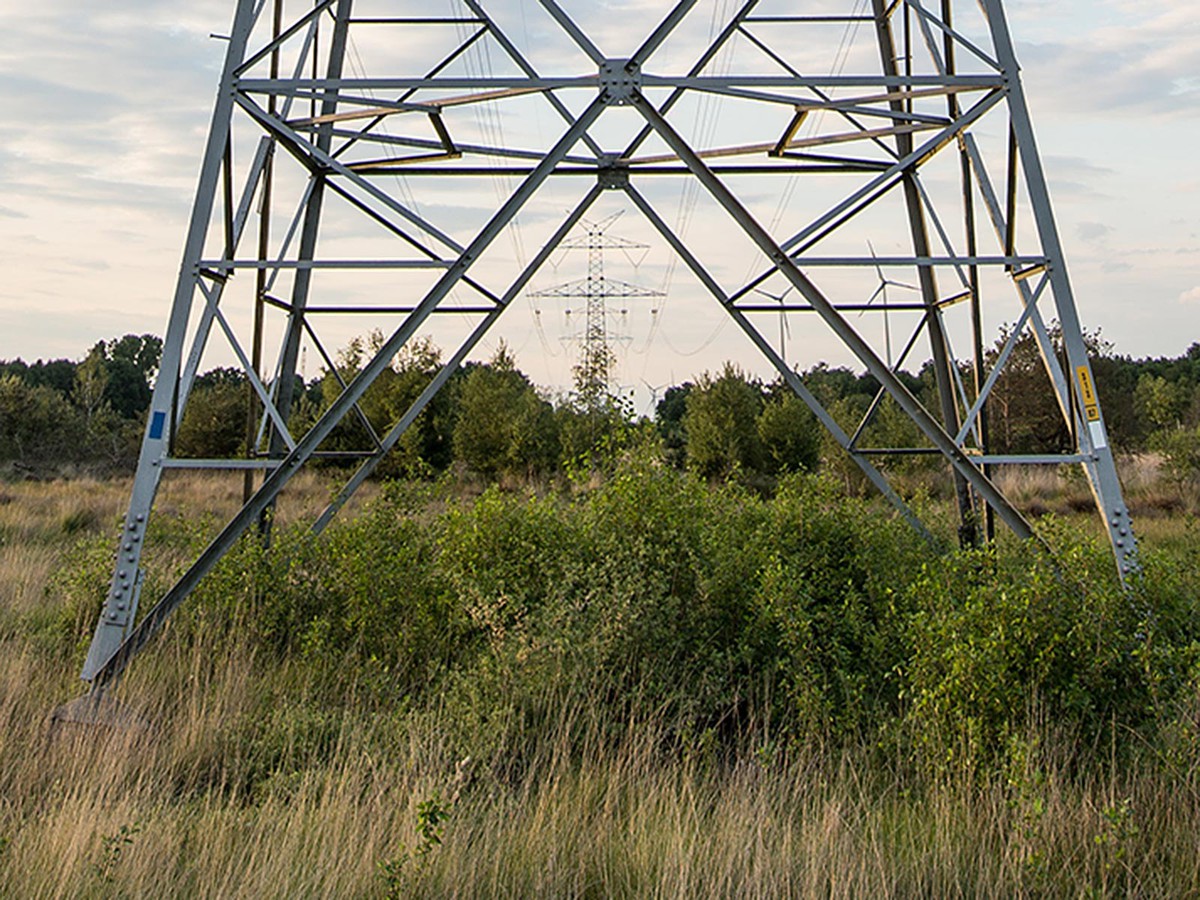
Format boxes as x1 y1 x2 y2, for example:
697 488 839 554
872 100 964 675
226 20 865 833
860 242 919 369
640 378 670 417
753 285 794 367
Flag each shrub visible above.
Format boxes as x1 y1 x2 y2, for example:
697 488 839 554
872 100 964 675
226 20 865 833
902 528 1154 769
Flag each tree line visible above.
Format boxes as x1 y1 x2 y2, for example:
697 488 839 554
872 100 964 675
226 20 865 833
2 329 1198 486
0 334 161 472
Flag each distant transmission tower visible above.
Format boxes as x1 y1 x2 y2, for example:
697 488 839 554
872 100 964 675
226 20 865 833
68 0 1139 704
532 213 663 410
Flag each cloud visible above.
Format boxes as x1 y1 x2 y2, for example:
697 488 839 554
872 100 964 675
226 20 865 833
1015 2 1200 118
1076 222 1114 241
1040 156 1115 200
1180 286 1200 304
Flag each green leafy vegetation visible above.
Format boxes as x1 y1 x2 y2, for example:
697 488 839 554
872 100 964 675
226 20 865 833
5 333 1199 504
0 334 160 474
0 464 1198 895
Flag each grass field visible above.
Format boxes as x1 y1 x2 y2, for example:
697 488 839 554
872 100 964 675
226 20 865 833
0 462 1197 897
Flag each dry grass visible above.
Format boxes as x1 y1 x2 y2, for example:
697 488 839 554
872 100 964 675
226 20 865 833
3 640 1198 898
0 476 127 543
0 478 127 628
152 468 379 529
0 469 377 539
988 454 1193 521
0 471 375 608
1 473 1197 897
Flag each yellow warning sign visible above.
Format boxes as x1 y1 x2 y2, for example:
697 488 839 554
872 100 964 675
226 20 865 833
1076 366 1097 407
1076 366 1100 421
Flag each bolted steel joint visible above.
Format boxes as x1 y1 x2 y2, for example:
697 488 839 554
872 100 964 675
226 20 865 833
597 155 629 190
599 59 640 105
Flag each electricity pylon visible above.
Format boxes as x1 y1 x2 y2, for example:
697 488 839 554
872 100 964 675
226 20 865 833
76 0 1138 695
532 214 663 410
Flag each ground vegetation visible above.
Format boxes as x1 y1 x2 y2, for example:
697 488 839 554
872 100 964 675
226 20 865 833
0 457 1198 895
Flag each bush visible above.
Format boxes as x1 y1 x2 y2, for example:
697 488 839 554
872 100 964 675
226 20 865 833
241 491 468 693
433 463 929 743
51 461 1200 777
902 527 1154 769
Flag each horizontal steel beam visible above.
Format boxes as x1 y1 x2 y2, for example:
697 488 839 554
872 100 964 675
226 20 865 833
198 259 451 269
237 74 1005 91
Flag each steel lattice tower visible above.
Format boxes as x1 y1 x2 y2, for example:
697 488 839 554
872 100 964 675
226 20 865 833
74 0 1138 695
532 215 663 409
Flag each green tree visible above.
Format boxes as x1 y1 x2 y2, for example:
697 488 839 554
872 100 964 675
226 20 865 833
986 325 1070 454
555 398 634 474
818 394 872 495
0 358 77 397
1134 373 1189 432
364 335 457 476
74 334 162 419
73 346 110 428
801 363 872 409
0 374 82 465
682 364 766 479
108 333 163 383
452 345 558 479
176 377 248 458
308 333 457 477
1152 425 1200 494
757 387 820 474
654 382 692 469
984 322 1115 455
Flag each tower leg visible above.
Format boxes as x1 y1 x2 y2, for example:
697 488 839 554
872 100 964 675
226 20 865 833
81 94 609 690
80 0 262 684
981 0 1138 579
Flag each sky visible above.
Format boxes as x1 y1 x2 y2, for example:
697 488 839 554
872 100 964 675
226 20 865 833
0 0 1196 407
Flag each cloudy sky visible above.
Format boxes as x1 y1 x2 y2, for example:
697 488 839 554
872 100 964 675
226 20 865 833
0 0 1196 402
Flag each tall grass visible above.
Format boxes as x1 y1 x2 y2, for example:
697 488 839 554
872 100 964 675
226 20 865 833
1 464 1197 896
991 453 1192 519
4 651 1199 897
